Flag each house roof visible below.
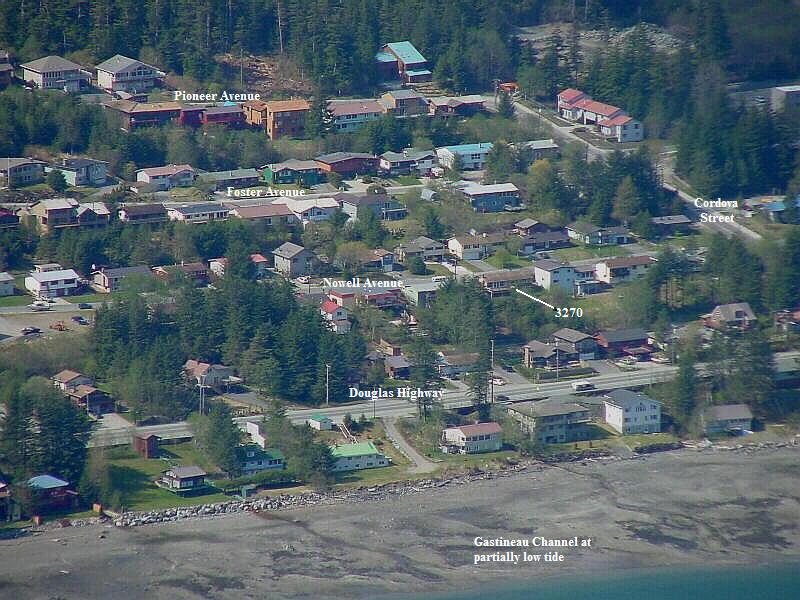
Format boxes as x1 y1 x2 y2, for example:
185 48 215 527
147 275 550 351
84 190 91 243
711 302 756 322
330 441 381 458
327 99 383 117
427 95 484 108
524 231 569 243
28 474 69 489
461 183 519 196
320 299 341 314
250 253 268 263
447 422 502 436
76 202 110 217
55 157 108 170
29 269 80 283
69 384 101 399
315 152 376 165
523 340 557 358
103 100 182 114
53 369 86 384
520 139 559 151
119 203 167 216
197 168 259 182
439 352 480 366
598 115 633 127
558 88 586 103
95 54 163 75
438 143 493 154
567 221 601 234
309 414 332 422
266 159 321 172
37 197 78 210
597 328 648 343
238 445 284 461
574 98 623 117
266 99 310 112
138 164 194 177
168 466 207 478
273 241 307 259
384 89 425 101
534 259 572 272
275 196 339 214
375 51 397 63
0 158 47 170
385 355 411 369
651 215 691 225
510 400 588 418
0 272 13 283
21 55 84 73
451 232 507 246
515 218 540 229
384 41 427 65
704 404 753 422
552 328 591 343
203 105 244 116
231 203 295 219
169 202 229 215
478 267 537 283
599 256 656 268
337 193 392 207
95 266 150 278
604 388 660 408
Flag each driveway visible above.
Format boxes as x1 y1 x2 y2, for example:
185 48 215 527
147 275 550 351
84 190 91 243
465 259 497 273
382 417 437 474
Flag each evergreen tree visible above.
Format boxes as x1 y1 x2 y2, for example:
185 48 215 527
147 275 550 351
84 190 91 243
497 92 515 119
46 169 67 192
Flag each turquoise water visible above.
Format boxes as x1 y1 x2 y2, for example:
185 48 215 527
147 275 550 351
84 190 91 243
386 562 800 599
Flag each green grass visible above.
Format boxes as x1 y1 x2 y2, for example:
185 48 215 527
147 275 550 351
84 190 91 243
549 245 631 261
66 293 110 303
423 263 452 276
484 254 531 269
0 295 32 307
619 432 679 450
394 175 421 186
436 450 518 470
333 464 416 487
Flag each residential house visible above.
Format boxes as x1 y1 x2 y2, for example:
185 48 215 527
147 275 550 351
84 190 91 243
556 88 589 119
401 280 444 308
184 359 235 387
437 351 480 378
595 328 651 359
394 236 446 263
702 404 754 435
243 421 269 448
242 99 269 127
264 99 310 140
166 202 230 223
263 159 325 186
566 222 631 245
337 193 407 221
151 262 209 285
307 414 334 431
329 441 389 472
320 299 351 334
0 479 20 522
771 85 800 111
601 225 632 245
328 99 384 132
0 208 19 230
359 288 404 310
52 369 93 392
273 196 340 225
46 157 108 187
95 54 165 92
379 149 438 176
650 215 692 235
177 105 205 127
379 89 428 116
197 168 260 191
517 139 560 161
477 267 537 297
515 218 550 237
447 232 508 260
133 433 161 459
533 259 576 292
102 100 182 130
208 254 269 279
20 55 90 92
314 152 378 177
237 445 285 474
272 242 316 277
602 389 661 435
136 164 195 190
26 475 79 510
507 400 591 444
440 422 502 454
117 203 168 224
363 248 395 273
572 264 604 297
25 268 81 298
436 143 493 170
595 256 656 285
568 98 625 126
158 466 208 493
385 354 411 379
703 303 757 330
91 266 151 293
773 309 800 334
200 104 245 127
66 385 114 416
599 114 644 142
426 95 485 117
520 231 571 255
375 41 431 83
0 272 14 296
522 340 573 368
228 203 299 226
34 263 63 273
0 158 46 187
552 328 597 360
460 183 521 212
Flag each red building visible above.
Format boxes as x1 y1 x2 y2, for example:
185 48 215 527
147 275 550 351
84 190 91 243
102 100 182 130
133 433 161 459
201 105 245 127
314 152 378 177
594 328 652 360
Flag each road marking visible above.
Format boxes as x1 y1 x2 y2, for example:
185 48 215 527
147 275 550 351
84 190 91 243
514 288 555 310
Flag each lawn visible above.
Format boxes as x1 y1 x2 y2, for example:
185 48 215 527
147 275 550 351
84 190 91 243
393 175 421 186
436 450 518 471
66 293 111 303
549 245 631 261
618 431 680 450
0 295 31 307
484 254 531 269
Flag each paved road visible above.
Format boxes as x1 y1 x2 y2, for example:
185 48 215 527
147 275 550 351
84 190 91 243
383 417 438 474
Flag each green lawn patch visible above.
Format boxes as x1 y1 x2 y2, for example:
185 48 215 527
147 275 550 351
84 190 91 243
549 245 631 261
67 293 111 303
620 432 680 450
394 175 421 186
484 254 530 269
0 295 32 307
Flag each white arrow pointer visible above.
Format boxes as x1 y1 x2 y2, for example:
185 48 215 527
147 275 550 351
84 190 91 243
514 287 556 311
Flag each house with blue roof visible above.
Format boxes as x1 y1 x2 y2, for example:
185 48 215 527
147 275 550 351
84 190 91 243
436 143 494 170
375 41 432 83
27 474 79 511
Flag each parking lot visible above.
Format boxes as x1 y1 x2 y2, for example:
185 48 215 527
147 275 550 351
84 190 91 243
0 308 93 343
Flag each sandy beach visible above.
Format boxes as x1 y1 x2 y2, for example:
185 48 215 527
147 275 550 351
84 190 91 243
2 446 799 600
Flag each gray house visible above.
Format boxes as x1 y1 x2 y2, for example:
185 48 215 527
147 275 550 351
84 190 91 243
46 158 108 187
703 404 753 435
551 328 597 360
272 242 316 277
507 400 591 444
337 193 408 222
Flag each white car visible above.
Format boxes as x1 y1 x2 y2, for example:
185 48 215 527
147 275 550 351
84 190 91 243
491 377 506 386
296 276 311 284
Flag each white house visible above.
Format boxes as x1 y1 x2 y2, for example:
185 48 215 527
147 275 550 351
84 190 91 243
45 158 108 187
20 55 91 92
599 115 643 143
166 202 230 224
533 259 576 292
327 99 384 132
595 256 655 284
602 389 661 435
307 414 333 431
329 441 388 472
24 268 81 299
320 300 351 334
0 271 13 296
95 54 165 93
136 164 195 190
272 196 340 225
242 421 269 449
435 143 493 170
183 359 235 387
440 422 502 454
447 232 507 260
208 254 269 279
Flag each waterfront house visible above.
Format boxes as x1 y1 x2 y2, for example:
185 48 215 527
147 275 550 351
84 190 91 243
329 441 389 472
158 466 208 494
440 422 502 454
702 404 754 435
602 389 661 435
507 400 591 444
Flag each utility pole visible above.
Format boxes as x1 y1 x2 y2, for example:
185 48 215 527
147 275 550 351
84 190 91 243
490 339 495 404
325 364 330 407
555 339 560 382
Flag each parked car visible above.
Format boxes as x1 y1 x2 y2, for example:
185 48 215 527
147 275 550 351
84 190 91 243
495 394 510 403
20 327 41 335
28 304 51 311
296 276 311 284
78 303 92 309
70 315 88 324
491 377 506 386
571 380 594 392
501 364 515 373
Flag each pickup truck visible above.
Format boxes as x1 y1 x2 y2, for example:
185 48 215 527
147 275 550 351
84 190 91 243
571 380 595 392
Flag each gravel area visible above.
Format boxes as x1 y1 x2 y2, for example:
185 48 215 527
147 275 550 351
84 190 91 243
1 445 799 599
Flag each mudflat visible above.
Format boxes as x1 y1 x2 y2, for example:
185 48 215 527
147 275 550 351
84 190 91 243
2 447 799 600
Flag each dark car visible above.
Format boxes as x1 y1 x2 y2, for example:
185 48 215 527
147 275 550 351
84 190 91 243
495 394 510 403
78 303 92 309
501 364 515 373
21 327 41 335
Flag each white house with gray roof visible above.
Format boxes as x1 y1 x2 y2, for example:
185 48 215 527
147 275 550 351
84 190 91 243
46 157 108 187
0 158 46 187
272 242 316 277
95 54 165 92
25 268 81 299
702 404 754 435
602 389 661 435
166 202 229 224
21 55 91 91
0 272 14 296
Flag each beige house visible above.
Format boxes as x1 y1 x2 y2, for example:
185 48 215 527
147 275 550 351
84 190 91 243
21 55 90 92
95 54 165 92
440 422 502 454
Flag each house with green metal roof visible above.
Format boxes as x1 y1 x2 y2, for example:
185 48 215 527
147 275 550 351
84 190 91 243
376 41 431 83
329 441 389 472
237 444 286 474
307 414 334 431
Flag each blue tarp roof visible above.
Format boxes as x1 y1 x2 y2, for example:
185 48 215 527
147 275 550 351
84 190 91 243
439 142 494 154
375 51 396 63
28 474 69 489
405 69 432 77
385 41 427 65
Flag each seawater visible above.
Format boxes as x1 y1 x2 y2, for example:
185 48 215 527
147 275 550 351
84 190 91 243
385 562 800 600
